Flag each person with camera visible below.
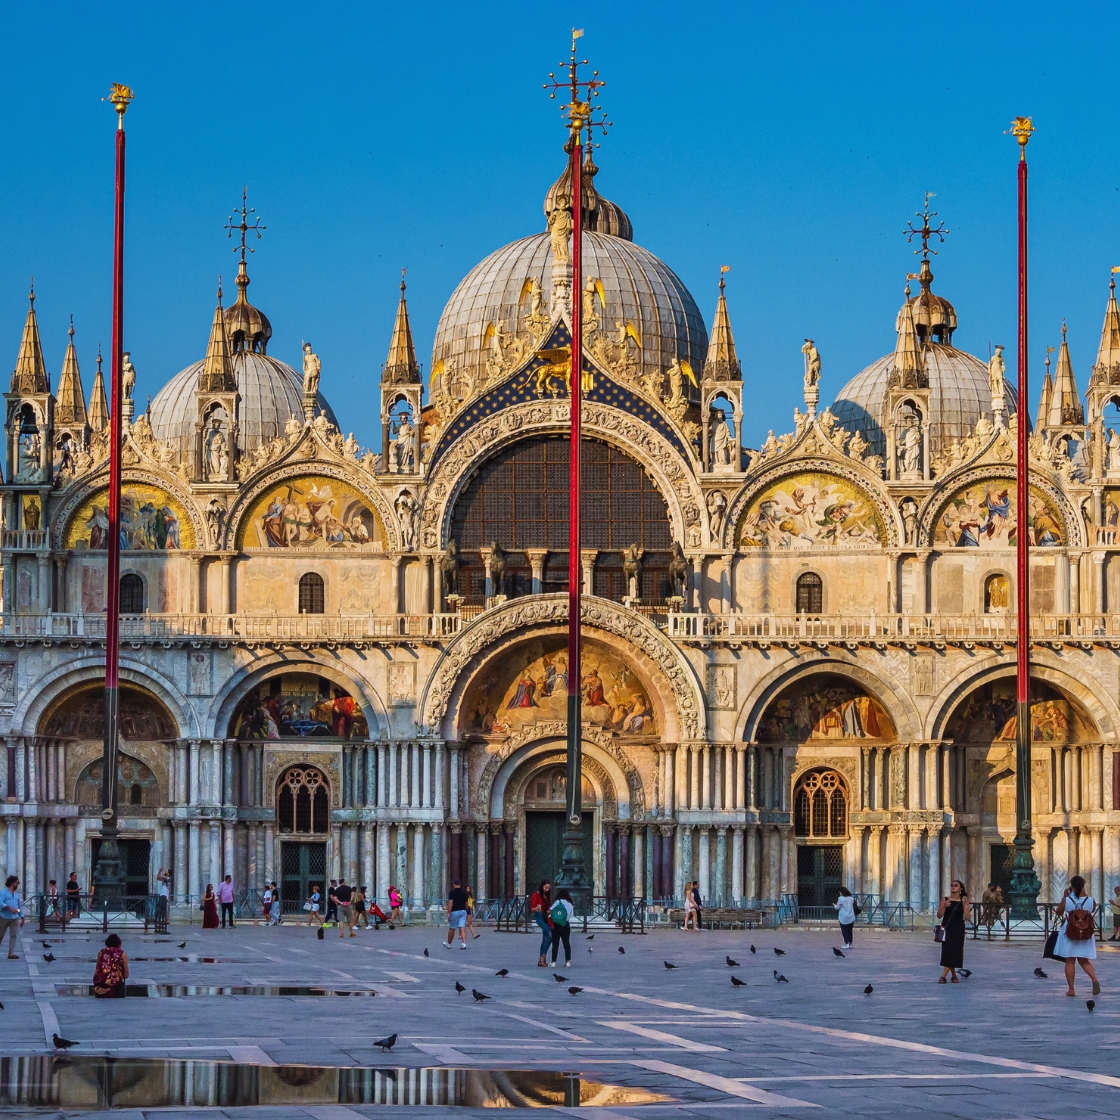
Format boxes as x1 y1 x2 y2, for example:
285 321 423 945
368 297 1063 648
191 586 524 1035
1055 875 1100 998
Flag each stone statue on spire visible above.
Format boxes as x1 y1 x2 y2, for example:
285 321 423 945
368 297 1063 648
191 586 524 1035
302 342 321 397
801 338 821 420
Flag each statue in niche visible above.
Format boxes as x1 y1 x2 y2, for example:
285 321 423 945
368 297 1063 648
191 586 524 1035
548 191 573 263
302 342 321 397
988 344 1005 401
206 498 226 545
899 421 921 476
707 490 727 540
23 496 40 531
1108 428 1120 473
206 417 228 480
395 490 418 551
392 414 415 473
121 352 137 400
901 497 918 546
712 414 732 466
621 543 644 598
668 541 689 597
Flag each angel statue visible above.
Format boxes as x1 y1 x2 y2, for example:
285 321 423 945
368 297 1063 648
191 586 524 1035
583 276 605 329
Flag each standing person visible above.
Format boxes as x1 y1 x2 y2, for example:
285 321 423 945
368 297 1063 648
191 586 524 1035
936 879 969 983
683 881 698 931
530 880 553 967
65 871 82 923
201 883 219 929
0 875 23 959
262 882 273 924
691 881 704 930
549 888 574 967
444 878 470 950
466 886 480 939
218 875 236 928
334 877 355 938
324 880 339 928
1108 885 1120 941
92 933 129 998
270 881 282 925
834 886 857 950
306 884 322 927
388 884 403 926
353 885 368 929
1055 875 1101 997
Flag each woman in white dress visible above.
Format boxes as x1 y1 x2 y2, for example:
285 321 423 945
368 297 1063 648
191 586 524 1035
1055 875 1101 998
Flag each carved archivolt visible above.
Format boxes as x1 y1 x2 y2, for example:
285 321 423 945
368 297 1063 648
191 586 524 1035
505 748 617 821
418 400 706 551
789 754 859 790
419 594 704 741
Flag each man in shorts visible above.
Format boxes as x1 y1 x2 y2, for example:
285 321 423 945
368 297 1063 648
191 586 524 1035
444 878 469 950
334 877 355 938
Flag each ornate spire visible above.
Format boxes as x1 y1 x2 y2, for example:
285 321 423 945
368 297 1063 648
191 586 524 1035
1091 271 1120 387
382 271 422 385
890 278 926 390
11 283 49 394
1036 345 1054 430
702 267 740 381
1048 321 1084 427
89 347 109 434
199 282 237 393
55 316 88 426
223 189 272 354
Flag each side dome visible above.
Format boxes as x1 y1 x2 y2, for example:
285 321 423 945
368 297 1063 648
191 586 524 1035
432 231 708 392
149 351 337 459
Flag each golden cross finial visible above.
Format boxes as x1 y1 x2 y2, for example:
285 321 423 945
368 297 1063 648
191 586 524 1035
1008 117 1035 160
104 84 134 128
905 192 949 259
225 187 265 264
544 30 610 144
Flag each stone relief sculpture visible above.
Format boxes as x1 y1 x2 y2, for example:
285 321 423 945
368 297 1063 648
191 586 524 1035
395 489 419 551
712 414 732 466
706 489 727 539
988 344 1005 401
206 498 226 545
899 421 922 477
206 417 229 480
392 414 416 473
901 497 918 545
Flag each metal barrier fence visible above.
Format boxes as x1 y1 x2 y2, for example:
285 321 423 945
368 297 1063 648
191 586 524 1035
33 893 168 934
477 896 646 934
967 901 1106 942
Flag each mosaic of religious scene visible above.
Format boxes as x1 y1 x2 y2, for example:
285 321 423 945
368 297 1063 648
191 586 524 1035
945 680 1092 744
238 476 382 549
40 685 177 740
463 640 656 737
758 676 894 742
65 485 195 550
738 472 884 550
934 481 1064 548
231 672 369 739
76 752 161 808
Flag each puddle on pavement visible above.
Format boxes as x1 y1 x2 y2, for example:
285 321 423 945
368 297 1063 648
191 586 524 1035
46 957 237 964
0 1056 670 1109
56 985 378 997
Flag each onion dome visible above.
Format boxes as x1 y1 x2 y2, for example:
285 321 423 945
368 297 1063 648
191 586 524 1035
224 258 273 355
543 148 633 240
11 284 49 395
55 318 88 426
832 268 1015 458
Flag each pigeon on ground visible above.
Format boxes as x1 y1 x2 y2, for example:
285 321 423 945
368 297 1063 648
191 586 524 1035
1034 967 1048 979
726 956 740 967
52 1034 78 1051
664 961 678 970
316 927 324 940
455 982 466 994
618 946 625 954
586 934 594 940
43 953 55 963
773 948 786 957
749 945 756 954
773 970 788 983
1087 1000 1096 1012
832 948 845 958
588 947 593 955
864 984 873 995
495 969 509 977
958 969 972 979
41 941 51 949
471 989 491 1002
423 948 429 957
0 1000 4 1008
553 974 568 983
178 942 187 949
731 976 746 987
568 986 583 995
373 1033 397 1052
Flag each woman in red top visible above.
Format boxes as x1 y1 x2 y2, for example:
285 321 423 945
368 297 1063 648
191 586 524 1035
93 933 129 998
530 880 553 967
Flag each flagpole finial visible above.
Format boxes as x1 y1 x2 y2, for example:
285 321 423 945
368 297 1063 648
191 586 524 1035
105 84 134 128
1008 116 1034 160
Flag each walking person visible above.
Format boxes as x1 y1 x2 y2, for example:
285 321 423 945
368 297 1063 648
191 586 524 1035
218 874 235 928
937 879 969 982
466 886 480 939
93 933 129 998
0 875 24 959
683 881 699 930
65 871 82 924
270 881 282 925
262 882 273 924
353 885 369 929
981 883 1003 939
1055 875 1101 997
388 884 403 926
834 886 857 949
549 888 574 967
334 877 355 938
530 880 553 967
324 880 339 927
46 880 62 925
1108 885 1120 941
444 878 470 950
201 883 220 929
305 884 322 927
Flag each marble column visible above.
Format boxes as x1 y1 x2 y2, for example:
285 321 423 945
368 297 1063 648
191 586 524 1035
173 822 187 904
223 822 234 881
731 826 744 905
746 825 759 901
431 823 444 902
632 825 644 901
927 827 942 913
715 826 728 907
412 823 425 905
434 744 445 810
362 823 375 896
619 826 631 899
697 827 711 904
377 823 391 905
735 748 746 809
396 826 409 906
701 747 711 810
476 825 488 902
664 747 675 816
422 744 432 808
189 821 201 902
449 746 460 818
779 826 792 896
388 744 399 808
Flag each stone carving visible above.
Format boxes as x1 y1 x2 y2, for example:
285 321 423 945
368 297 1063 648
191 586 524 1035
1108 428 1120 473
206 418 229 480
302 342 321 397
901 497 918 546
205 498 226 546
706 490 727 541
711 415 732 466
522 278 549 340
589 320 641 382
899 420 922 477
488 542 508 595
395 489 419 552
392 414 415 473
668 542 689 596
621 544 643 598
988 345 1005 401
548 191 573 263
121 352 137 401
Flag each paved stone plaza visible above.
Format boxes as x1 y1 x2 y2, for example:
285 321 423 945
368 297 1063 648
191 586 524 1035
0 919 1117 1117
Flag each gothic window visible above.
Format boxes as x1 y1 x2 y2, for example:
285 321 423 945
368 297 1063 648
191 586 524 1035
119 573 145 614
277 766 329 834
793 769 847 838
298 572 325 614
795 572 823 614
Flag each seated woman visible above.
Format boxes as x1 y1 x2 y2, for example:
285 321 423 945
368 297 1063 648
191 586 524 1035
93 934 129 998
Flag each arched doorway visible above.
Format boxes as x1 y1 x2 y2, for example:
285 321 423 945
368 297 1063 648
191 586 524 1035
276 766 330 912
519 761 597 900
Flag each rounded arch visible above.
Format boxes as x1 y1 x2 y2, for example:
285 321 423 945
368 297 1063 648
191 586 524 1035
421 593 704 741
75 750 161 809
419 401 704 552
736 654 920 744
209 653 389 742
502 746 609 821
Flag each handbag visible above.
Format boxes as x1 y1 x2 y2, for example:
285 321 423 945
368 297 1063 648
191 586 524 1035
302 902 314 911
1043 927 1066 961
853 902 862 916
934 926 946 943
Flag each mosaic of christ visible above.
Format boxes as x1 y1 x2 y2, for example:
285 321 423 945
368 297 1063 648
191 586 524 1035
758 677 894 742
463 640 657 737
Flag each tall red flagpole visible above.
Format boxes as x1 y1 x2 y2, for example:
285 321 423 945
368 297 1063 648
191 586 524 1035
1010 115 1041 918
94 83 133 903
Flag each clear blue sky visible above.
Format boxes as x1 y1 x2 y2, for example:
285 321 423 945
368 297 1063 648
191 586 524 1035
3 2 1118 451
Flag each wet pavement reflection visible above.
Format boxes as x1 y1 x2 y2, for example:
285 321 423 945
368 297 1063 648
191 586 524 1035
55 985 379 997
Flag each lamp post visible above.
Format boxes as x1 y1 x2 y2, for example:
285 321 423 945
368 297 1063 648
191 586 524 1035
92 83 133 906
1009 115 1042 920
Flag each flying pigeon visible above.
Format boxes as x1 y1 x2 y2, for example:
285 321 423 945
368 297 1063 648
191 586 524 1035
568 986 583 995
832 948 845 958
750 945 756 954
864 984 873 995
43 953 55 963
553 974 568 983
773 970 788 983
958 969 972 979
373 1033 397 1052
455 981 466 994
726 956 740 967
1087 1000 1096 1012
423 948 429 957
773 948 786 957
178 942 187 949
1034 967 1048 979
730 976 746 987
495 969 509 978
664 961 678 970
471 989 491 1002
52 1034 78 1051
618 946 625 954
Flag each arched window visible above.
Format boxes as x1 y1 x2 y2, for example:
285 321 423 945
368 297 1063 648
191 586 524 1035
119 573 145 614
298 572 325 614
277 766 330 834
796 572 822 614
793 770 847 838
985 573 1010 614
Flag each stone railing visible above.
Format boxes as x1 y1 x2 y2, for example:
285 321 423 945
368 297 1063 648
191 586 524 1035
0 529 48 550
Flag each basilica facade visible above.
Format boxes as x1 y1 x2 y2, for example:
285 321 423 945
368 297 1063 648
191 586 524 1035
2 140 1119 917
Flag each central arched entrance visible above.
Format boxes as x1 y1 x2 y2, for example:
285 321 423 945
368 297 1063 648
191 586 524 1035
276 765 330 911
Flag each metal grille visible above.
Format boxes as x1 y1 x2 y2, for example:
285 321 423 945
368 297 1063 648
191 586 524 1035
796 572 822 614
298 573 325 614
119 573 145 613
793 770 847 838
